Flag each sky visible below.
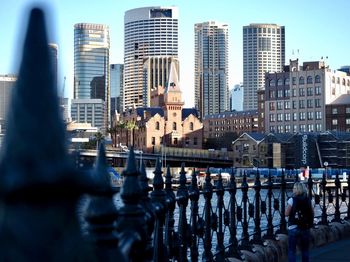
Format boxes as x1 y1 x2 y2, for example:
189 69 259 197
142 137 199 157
1 0 350 107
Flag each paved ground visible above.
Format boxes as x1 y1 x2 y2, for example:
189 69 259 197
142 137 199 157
296 237 350 261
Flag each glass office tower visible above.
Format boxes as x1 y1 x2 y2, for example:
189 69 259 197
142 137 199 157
123 6 178 111
74 23 110 127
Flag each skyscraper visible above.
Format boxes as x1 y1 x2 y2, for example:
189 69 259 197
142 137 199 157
230 83 243 111
123 6 178 111
194 21 229 119
73 23 110 129
0 75 16 133
48 43 58 89
110 64 123 118
243 24 285 110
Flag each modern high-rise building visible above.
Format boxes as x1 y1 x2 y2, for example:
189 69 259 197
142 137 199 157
73 23 110 129
110 64 123 118
243 24 285 110
0 75 16 133
230 83 243 111
123 6 178 111
194 21 229 119
48 43 58 89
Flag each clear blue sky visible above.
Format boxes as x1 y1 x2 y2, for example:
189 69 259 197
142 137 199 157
1 0 350 107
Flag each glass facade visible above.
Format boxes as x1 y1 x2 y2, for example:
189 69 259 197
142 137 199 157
74 23 110 126
110 64 123 117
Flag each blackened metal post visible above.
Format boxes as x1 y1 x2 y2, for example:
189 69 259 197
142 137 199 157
215 172 225 261
321 171 328 225
189 168 199 261
279 169 287 234
240 171 251 250
151 158 168 261
176 163 189 261
164 165 176 259
252 169 263 244
334 170 341 222
265 170 274 239
202 167 214 261
227 168 241 259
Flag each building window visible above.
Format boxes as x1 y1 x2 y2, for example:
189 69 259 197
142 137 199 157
307 99 313 108
300 124 306 132
315 99 321 108
299 112 306 120
307 124 314 132
285 78 290 86
277 125 284 133
269 102 275 110
269 79 276 87
299 76 305 85
293 113 297 121
194 137 198 145
285 113 291 121
316 111 322 120
316 124 322 132
285 101 291 109
315 86 321 95
292 101 297 109
285 125 291 133
277 101 283 110
299 100 305 109
332 119 338 125
292 89 297 97
269 114 276 122
346 118 350 125
285 89 291 97
292 77 296 85
269 90 275 98
299 88 305 96
173 122 177 130
185 137 190 145
346 107 350 114
315 75 321 83
152 137 155 145
277 113 283 122
174 138 178 145
277 90 283 98
190 122 194 130
332 108 338 114
307 87 313 96
156 121 160 130
307 112 314 120
332 76 335 83
307 76 313 84
277 79 283 86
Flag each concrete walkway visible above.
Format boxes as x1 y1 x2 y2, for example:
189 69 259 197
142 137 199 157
297 237 350 262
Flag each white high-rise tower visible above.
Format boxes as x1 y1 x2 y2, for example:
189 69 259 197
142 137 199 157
243 24 285 110
123 6 179 111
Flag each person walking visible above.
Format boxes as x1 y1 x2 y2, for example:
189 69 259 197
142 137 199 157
285 182 314 262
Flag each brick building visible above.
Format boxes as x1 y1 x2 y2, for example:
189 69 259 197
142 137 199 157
116 62 203 152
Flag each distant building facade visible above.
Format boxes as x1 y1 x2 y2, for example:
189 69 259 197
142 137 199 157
74 23 110 128
326 94 350 132
110 64 123 119
202 110 258 140
230 84 243 111
194 21 229 118
243 23 285 110
0 75 16 133
123 6 178 111
71 99 105 131
263 60 350 133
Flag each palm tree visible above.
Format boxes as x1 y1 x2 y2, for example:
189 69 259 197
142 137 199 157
126 120 138 147
107 126 117 147
94 131 104 149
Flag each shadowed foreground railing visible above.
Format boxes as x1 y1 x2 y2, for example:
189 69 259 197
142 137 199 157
0 7 349 262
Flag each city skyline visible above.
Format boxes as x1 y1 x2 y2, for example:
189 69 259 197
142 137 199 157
1 0 350 108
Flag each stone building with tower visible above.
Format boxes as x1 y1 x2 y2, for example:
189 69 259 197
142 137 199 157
116 62 203 152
